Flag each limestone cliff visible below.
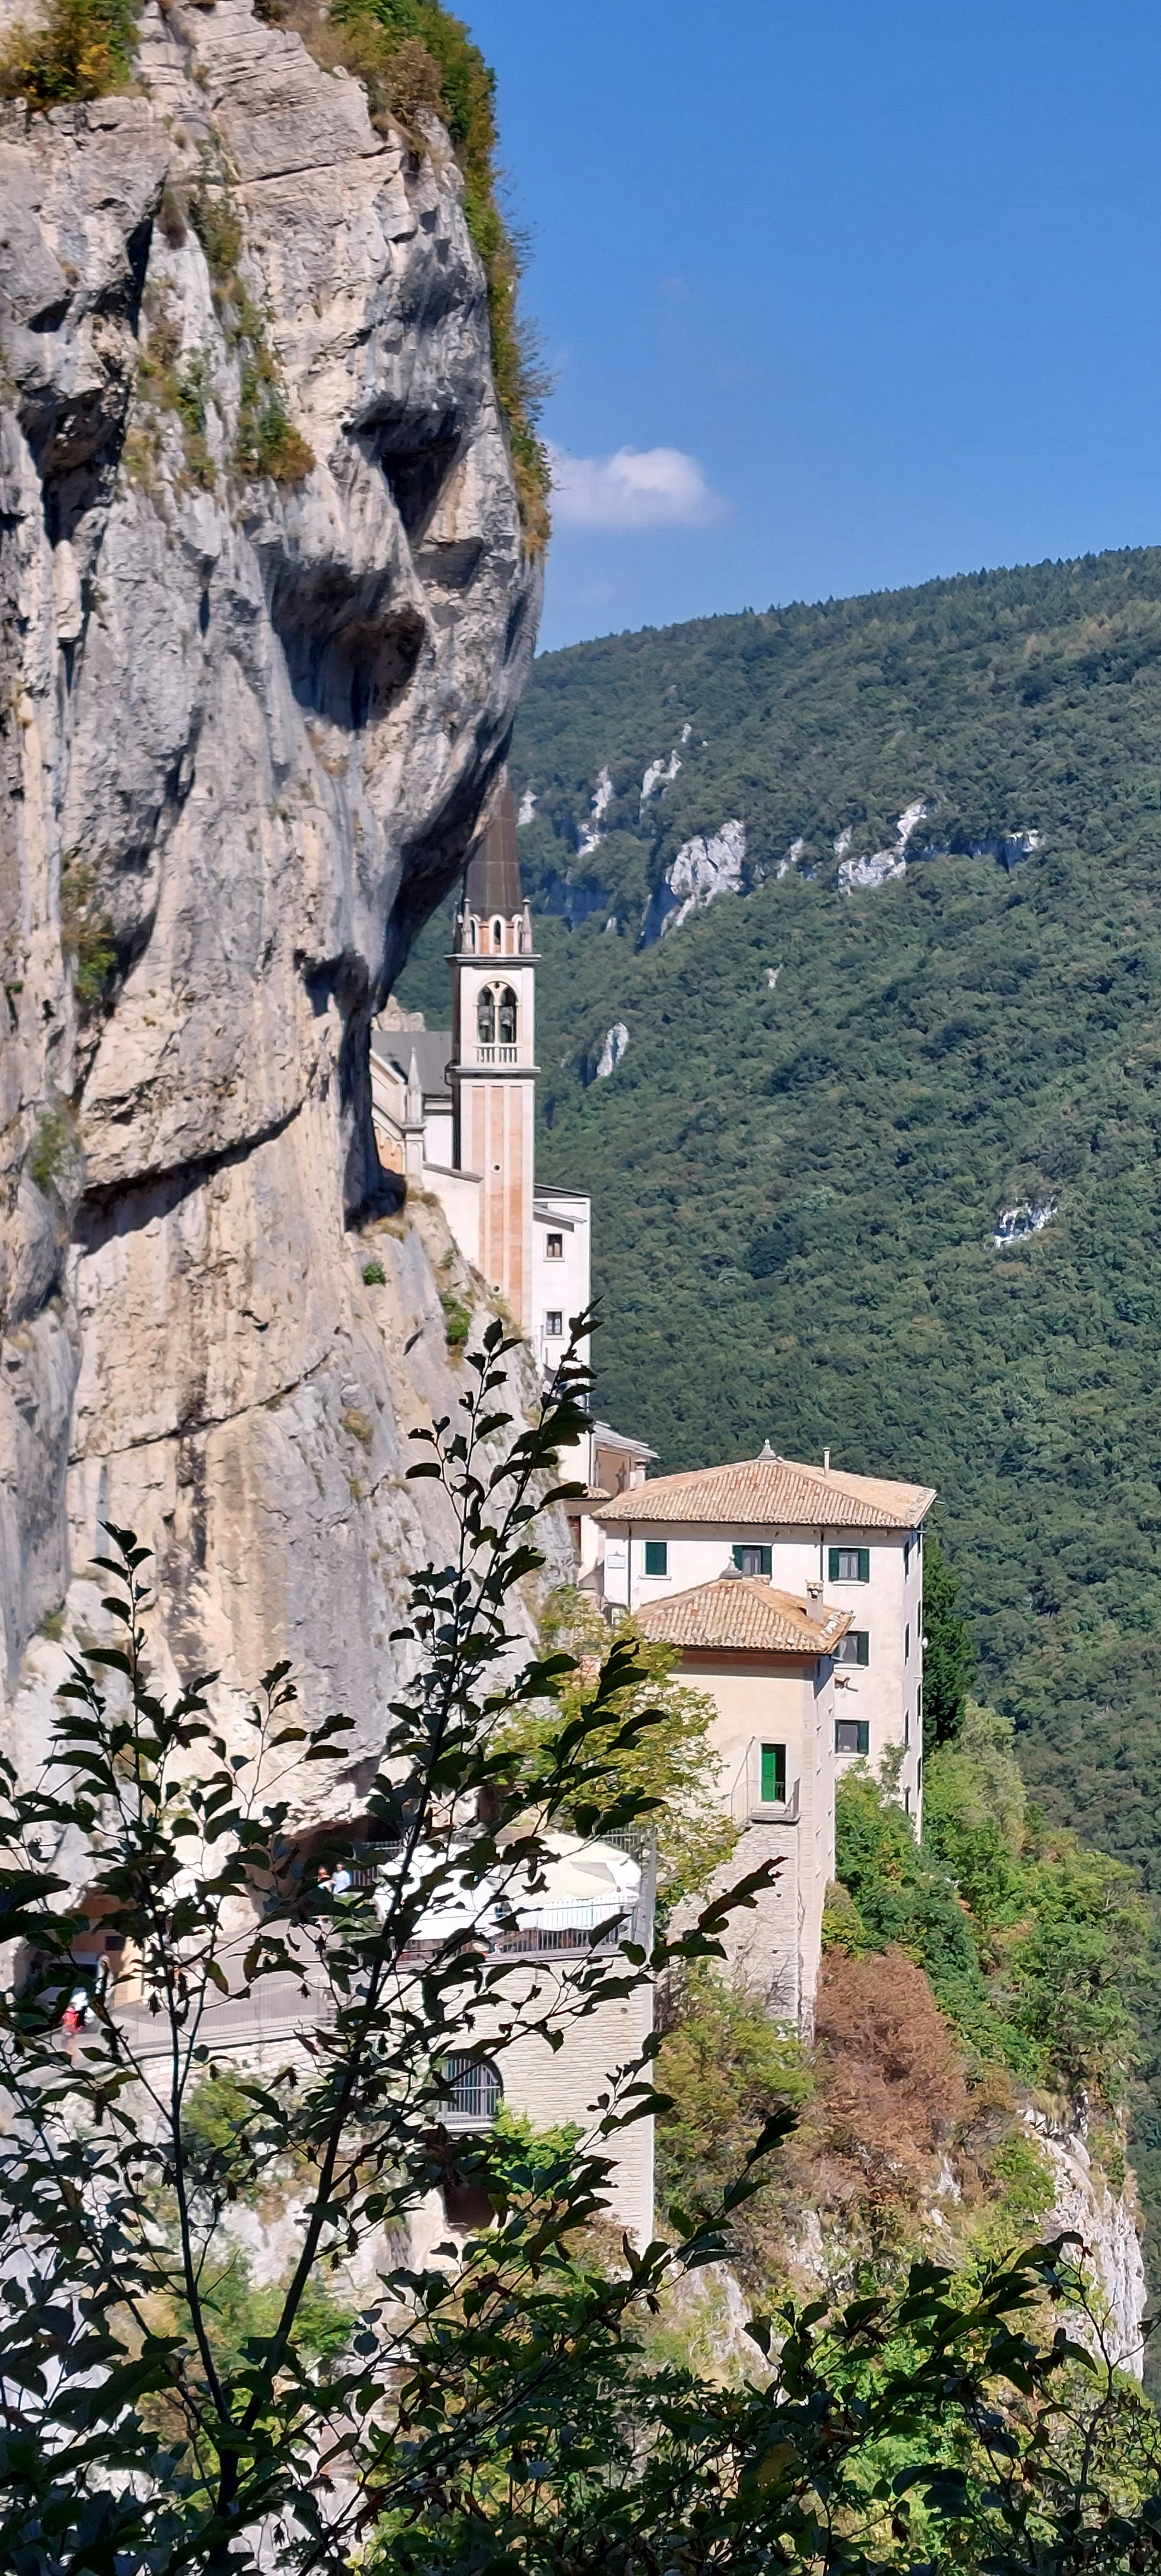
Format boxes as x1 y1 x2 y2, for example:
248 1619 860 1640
0 1 545 1763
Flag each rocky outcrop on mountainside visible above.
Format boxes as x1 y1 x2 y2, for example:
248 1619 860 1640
0 0 545 1768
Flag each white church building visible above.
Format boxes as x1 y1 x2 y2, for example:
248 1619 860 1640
371 781 592 1381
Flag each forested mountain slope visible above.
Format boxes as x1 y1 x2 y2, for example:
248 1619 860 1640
396 548 1161 1909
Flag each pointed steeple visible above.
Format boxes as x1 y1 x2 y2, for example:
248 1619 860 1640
465 778 521 919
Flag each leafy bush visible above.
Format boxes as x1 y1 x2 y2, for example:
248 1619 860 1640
802 1945 969 2238
28 1104 76 1196
504 1587 739 1914
187 178 315 489
60 858 117 1014
135 304 216 492
921 1531 975 1751
835 1713 1150 2105
0 0 137 105
362 1256 387 1285
655 1964 812 2280
439 1285 471 1348
237 381 315 487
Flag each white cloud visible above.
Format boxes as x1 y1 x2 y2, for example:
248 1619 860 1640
548 442 718 530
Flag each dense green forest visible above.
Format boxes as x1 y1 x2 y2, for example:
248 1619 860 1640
396 543 1161 2293
400 545 1161 1906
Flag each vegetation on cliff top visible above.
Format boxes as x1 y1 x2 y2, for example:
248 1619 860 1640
265 0 550 544
0 0 549 544
0 0 137 105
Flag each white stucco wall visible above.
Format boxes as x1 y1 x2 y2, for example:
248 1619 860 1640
602 1519 925 1828
533 1189 591 1373
670 1651 836 2027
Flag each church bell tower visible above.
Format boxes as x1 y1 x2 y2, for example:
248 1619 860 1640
450 781 538 1328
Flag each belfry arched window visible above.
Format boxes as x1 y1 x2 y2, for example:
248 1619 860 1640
492 916 504 953
468 916 477 951
498 985 518 1046
477 985 495 1046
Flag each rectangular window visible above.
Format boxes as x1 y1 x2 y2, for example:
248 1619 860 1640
643 1541 668 1577
732 1544 772 1576
545 1310 563 1339
904 1707 910 1749
828 1546 870 1583
545 1232 563 1260
759 1741 786 1803
904 1536 911 1575
835 1630 870 1666
905 1622 910 1662
835 1719 870 1757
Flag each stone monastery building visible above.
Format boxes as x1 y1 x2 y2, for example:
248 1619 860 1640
371 775 936 2041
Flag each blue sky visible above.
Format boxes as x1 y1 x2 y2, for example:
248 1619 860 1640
462 0 1161 651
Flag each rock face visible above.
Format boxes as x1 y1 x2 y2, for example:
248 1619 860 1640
640 818 747 945
0 1 543 1761
1033 2113 1148 2377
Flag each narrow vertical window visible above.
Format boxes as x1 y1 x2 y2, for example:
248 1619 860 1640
643 1540 668 1576
476 987 495 1045
498 985 518 1045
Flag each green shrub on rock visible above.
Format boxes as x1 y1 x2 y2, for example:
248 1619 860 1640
0 0 138 106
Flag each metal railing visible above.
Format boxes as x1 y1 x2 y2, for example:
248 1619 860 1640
729 1740 801 1828
475 1045 518 1065
400 1902 640 1963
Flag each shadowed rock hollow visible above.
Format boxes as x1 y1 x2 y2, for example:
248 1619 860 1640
0 0 547 1762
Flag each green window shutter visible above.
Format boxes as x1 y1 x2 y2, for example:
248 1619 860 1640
760 1743 786 1803
827 1547 840 1581
856 1629 869 1666
759 1545 772 1575
856 1721 869 1756
733 1545 744 1571
857 1548 870 1583
644 1541 667 1577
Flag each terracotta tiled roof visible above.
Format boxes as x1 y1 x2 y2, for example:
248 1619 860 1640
592 1454 935 1530
633 1578 851 1656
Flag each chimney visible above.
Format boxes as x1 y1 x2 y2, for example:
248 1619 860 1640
823 1447 831 1472
804 1579 823 1621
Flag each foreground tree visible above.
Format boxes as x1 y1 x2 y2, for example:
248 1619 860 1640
0 1321 1158 2575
